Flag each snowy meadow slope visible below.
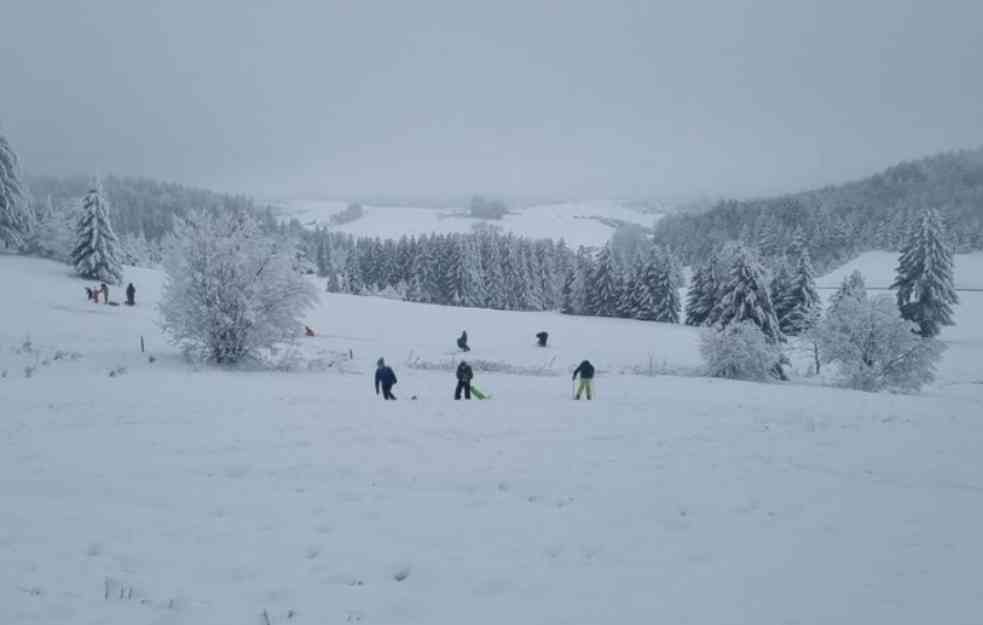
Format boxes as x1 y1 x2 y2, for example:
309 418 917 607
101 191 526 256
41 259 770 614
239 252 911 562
277 199 658 249
2 254 983 624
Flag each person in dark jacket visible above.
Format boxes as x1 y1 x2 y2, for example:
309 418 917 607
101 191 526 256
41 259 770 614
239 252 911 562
375 357 398 400
536 331 548 347
572 360 595 400
457 330 470 352
455 361 474 400
100 283 109 305
125 283 136 306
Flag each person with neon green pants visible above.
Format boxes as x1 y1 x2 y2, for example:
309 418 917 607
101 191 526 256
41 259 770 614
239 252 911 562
572 360 595 400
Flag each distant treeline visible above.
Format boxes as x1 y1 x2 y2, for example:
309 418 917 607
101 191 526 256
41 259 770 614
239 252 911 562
301 225 684 322
26 174 276 242
652 148 983 272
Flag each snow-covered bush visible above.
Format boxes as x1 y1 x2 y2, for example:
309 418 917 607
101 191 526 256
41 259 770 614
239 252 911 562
817 293 944 392
158 210 318 365
700 322 781 382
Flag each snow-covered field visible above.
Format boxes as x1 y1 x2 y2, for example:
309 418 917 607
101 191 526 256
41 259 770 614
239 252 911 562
2 254 982 624
278 200 658 249
818 250 983 291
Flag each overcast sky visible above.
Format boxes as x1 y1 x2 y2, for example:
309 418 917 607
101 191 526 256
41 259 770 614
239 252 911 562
3 0 981 200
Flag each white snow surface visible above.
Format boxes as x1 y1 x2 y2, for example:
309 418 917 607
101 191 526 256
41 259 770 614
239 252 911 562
817 250 983 291
279 199 658 249
2 253 983 624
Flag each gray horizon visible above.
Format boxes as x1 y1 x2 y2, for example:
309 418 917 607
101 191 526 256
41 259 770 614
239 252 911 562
3 0 982 201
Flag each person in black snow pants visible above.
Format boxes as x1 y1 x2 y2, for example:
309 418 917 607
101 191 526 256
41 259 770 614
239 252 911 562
455 361 474 400
375 357 398 400
126 283 136 306
457 330 470 352
572 359 595 400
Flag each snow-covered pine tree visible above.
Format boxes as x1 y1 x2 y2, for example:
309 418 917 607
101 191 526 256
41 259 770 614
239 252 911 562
685 252 719 326
616 259 641 318
585 245 620 317
769 259 794 333
780 246 821 336
501 236 529 310
520 239 545 310
632 248 661 321
560 267 578 315
651 248 683 323
757 217 783 258
457 235 484 307
890 208 959 337
71 181 124 284
343 248 364 295
828 270 867 313
479 232 507 309
0 133 30 249
708 245 782 342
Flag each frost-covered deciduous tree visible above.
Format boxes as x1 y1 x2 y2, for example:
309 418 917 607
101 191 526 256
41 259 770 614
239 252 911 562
700 321 781 381
0 133 30 249
158 210 318 365
707 245 782 343
891 208 958 337
71 181 123 284
26 195 76 262
818 293 944 392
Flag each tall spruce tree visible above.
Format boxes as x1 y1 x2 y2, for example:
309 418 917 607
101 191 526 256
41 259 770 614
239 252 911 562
685 252 720 326
651 249 683 323
71 181 123 284
769 258 794 330
585 245 620 317
780 247 821 336
0 133 29 249
708 245 782 342
890 208 959 337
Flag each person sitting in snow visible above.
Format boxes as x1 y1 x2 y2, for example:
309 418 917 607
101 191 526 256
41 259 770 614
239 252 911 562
375 357 398 400
304 325 315 337
572 359 595 400
457 330 470 352
455 360 474 400
125 283 136 306
536 331 549 347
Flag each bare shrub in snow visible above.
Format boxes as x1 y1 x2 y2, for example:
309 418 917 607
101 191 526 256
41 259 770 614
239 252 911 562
700 322 781 382
158 210 318 365
817 293 944 392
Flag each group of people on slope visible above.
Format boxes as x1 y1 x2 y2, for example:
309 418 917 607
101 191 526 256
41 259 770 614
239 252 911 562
85 282 136 306
374 357 595 401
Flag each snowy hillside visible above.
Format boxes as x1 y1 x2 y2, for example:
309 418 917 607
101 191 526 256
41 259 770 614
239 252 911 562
278 199 658 248
2 254 983 624
818 250 983 291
